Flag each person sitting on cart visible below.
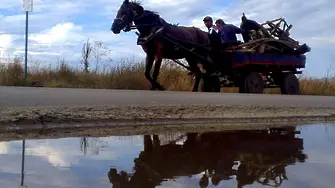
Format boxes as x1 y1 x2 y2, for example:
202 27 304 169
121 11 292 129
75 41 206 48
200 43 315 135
215 19 243 44
203 16 221 45
240 13 262 42
203 16 222 70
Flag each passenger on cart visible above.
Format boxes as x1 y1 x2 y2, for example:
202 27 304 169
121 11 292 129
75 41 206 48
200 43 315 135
240 13 262 43
214 19 244 75
215 19 243 46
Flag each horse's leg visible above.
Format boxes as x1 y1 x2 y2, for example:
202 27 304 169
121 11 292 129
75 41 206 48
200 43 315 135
152 135 160 149
151 42 165 91
192 68 202 92
143 135 153 152
143 47 156 90
186 57 201 92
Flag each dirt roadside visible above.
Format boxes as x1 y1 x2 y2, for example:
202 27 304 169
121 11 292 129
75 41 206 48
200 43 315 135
1 104 335 125
0 104 334 140
1 121 332 142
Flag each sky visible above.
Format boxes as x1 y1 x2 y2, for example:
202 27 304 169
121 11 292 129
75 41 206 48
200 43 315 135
0 0 334 77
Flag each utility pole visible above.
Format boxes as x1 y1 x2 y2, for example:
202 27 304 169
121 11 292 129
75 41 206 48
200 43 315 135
23 0 33 84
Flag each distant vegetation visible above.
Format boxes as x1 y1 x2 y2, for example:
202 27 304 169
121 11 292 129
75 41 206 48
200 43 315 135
1 39 334 96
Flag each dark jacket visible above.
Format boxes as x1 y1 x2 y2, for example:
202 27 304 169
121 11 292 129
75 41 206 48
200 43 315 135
207 26 221 48
218 24 243 42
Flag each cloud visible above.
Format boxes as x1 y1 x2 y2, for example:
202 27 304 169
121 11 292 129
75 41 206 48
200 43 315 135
0 34 14 56
0 142 9 154
29 22 84 46
0 135 144 170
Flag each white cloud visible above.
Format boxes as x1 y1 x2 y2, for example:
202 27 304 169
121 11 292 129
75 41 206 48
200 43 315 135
23 136 143 168
30 22 84 46
26 145 72 167
0 142 9 154
0 34 14 56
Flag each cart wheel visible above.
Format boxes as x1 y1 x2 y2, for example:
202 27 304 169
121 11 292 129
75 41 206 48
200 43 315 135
242 72 264 94
280 73 300 95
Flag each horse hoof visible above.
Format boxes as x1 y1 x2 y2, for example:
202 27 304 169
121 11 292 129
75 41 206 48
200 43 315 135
158 86 165 91
155 84 165 91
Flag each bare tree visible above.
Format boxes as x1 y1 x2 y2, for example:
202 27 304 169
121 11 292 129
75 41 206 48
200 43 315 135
80 137 89 155
92 40 112 73
81 38 92 74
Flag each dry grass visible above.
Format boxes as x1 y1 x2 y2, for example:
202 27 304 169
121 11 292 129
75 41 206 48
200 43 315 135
0 57 334 96
0 57 194 91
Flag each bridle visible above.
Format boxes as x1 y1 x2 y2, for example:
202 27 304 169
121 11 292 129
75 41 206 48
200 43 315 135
115 14 126 22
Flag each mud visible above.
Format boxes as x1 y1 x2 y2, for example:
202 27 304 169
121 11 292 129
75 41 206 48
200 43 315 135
0 121 331 142
0 104 334 133
1 104 335 124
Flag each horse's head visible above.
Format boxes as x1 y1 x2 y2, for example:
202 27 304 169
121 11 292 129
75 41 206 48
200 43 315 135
111 0 144 34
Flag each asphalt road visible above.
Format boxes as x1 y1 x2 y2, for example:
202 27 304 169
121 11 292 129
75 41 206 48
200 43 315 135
0 86 334 108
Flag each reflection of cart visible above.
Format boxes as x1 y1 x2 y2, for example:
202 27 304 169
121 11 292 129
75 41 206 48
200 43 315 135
153 16 311 94
108 127 307 188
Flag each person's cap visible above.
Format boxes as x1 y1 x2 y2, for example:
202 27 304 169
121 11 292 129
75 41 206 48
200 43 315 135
203 16 213 22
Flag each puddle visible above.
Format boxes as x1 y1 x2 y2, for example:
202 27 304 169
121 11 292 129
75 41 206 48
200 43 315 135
0 123 335 188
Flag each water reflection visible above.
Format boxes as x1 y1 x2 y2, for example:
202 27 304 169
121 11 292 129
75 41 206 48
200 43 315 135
2 124 335 188
108 127 307 188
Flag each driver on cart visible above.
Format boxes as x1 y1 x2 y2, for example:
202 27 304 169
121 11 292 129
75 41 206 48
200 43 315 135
203 16 222 71
203 16 221 47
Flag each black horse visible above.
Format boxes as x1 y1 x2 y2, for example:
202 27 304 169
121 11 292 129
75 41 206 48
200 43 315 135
111 0 212 91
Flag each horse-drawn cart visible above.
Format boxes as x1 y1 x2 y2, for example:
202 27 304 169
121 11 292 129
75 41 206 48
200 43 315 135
160 17 311 95
111 1 310 95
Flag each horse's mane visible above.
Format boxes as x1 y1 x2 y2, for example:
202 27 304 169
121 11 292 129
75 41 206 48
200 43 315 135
129 1 180 26
130 0 159 17
130 0 142 6
130 1 200 31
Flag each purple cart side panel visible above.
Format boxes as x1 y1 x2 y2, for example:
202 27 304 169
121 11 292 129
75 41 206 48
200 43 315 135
227 51 306 66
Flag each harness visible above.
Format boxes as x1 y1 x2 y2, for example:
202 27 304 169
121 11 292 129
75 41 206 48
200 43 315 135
116 9 167 45
135 13 167 45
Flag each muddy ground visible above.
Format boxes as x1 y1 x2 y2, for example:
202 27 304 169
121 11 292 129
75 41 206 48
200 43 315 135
0 104 334 141
1 121 333 142
1 104 335 125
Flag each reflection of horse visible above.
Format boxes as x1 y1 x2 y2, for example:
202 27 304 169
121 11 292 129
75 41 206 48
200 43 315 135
107 127 307 188
111 0 211 91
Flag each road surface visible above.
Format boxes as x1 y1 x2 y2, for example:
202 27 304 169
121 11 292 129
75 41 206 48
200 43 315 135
0 86 335 129
1 86 334 108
